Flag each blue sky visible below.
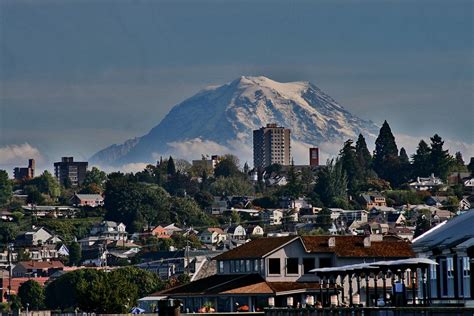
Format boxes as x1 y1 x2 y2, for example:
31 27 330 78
0 0 473 172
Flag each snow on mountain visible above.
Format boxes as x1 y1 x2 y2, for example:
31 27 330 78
90 76 379 167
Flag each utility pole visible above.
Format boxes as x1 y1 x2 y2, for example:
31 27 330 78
185 231 190 276
7 243 13 302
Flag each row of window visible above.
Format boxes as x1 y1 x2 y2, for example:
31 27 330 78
430 256 471 298
221 259 263 273
220 257 332 276
267 257 332 275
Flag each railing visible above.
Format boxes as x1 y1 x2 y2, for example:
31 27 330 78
265 307 474 316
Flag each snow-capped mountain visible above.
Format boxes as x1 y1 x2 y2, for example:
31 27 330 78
90 76 379 166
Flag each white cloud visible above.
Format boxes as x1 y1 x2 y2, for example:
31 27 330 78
166 138 234 159
91 162 151 174
395 133 474 159
0 143 43 165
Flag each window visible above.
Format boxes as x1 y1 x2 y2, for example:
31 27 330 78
268 258 281 275
235 260 240 273
219 261 224 273
230 260 235 273
254 259 259 272
319 257 332 268
286 258 299 275
303 258 315 274
246 260 251 272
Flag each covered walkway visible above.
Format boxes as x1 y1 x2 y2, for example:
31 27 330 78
310 258 437 307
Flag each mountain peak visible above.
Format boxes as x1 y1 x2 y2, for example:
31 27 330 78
91 76 378 166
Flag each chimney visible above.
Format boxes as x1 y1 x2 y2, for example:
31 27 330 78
328 237 336 248
363 237 371 248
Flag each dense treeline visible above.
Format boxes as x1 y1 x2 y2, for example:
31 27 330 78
6 267 185 313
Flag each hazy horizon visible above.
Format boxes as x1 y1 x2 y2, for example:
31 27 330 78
1 0 473 175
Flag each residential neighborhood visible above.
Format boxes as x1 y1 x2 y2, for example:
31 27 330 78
0 121 473 314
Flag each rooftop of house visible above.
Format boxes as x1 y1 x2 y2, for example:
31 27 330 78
73 194 104 200
205 227 225 234
156 273 332 297
413 209 474 252
301 235 414 258
17 260 64 270
214 235 414 261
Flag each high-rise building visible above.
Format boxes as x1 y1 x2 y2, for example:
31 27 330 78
13 159 35 180
54 157 88 187
253 123 291 169
309 147 319 167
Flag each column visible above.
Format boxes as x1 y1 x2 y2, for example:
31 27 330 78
382 272 387 306
340 274 345 306
374 273 378 305
412 270 417 306
365 274 370 307
401 270 407 306
319 276 323 306
349 273 353 306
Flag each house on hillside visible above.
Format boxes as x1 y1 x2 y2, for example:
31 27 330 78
225 225 246 241
246 225 264 237
200 228 227 245
261 209 284 225
70 193 104 207
90 221 127 241
360 192 387 210
13 260 64 277
144 235 414 312
409 174 444 191
15 227 62 247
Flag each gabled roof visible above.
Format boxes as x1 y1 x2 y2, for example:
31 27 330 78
214 236 298 260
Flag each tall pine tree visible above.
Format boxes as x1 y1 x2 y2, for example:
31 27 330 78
412 140 432 177
313 159 348 207
339 139 362 193
397 147 411 185
373 121 400 186
355 134 372 170
167 156 176 176
429 134 452 180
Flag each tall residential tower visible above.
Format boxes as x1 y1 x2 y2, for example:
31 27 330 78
253 124 291 169
54 157 88 187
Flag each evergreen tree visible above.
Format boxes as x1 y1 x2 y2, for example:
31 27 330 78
453 152 467 171
455 152 464 166
412 140 432 177
355 133 372 170
397 147 411 185
167 156 176 176
339 140 362 193
68 242 82 266
0 170 12 206
284 162 303 204
468 158 474 176
399 147 409 164
372 121 400 185
313 159 348 207
429 134 453 180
